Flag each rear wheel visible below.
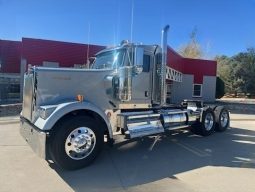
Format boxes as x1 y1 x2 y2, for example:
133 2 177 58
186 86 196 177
214 106 230 132
191 108 215 136
49 115 104 170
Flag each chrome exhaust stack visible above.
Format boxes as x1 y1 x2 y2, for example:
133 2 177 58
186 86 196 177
160 25 170 106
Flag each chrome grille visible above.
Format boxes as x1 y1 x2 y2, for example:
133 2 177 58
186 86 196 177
22 72 34 121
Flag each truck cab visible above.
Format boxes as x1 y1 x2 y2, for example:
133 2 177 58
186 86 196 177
91 43 156 106
20 25 230 170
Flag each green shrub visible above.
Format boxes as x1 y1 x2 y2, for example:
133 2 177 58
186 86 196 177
216 77 225 99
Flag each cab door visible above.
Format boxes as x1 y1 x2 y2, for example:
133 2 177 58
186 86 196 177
131 53 152 104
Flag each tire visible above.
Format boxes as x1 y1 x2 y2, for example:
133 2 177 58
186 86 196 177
190 121 202 135
49 115 104 170
191 108 215 136
214 106 230 132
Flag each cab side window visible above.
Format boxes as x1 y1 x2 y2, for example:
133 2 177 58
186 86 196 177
143 55 150 72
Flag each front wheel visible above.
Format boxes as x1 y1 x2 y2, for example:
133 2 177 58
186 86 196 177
49 115 104 170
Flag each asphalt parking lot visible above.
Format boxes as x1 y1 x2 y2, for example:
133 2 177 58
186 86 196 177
0 114 255 192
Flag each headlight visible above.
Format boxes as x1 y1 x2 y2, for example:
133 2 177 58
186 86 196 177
38 107 47 119
38 106 56 120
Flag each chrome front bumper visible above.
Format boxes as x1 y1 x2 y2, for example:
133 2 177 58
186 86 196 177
20 117 47 159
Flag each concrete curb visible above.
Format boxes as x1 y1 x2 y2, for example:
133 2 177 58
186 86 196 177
0 116 20 125
231 119 255 121
0 120 19 125
230 114 255 121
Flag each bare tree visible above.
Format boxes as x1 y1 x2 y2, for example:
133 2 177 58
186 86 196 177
178 27 203 59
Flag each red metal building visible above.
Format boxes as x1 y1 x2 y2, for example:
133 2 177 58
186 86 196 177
0 38 217 103
0 40 22 73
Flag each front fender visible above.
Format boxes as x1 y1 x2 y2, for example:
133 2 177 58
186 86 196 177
34 101 113 138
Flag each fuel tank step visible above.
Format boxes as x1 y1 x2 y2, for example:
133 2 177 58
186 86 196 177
117 111 164 139
117 109 192 139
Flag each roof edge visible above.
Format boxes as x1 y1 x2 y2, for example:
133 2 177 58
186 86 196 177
22 37 105 48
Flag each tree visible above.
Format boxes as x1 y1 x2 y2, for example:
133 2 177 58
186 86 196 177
232 48 255 94
216 47 255 95
215 55 233 93
178 27 203 59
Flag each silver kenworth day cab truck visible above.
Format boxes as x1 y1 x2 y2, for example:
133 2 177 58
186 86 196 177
20 25 230 170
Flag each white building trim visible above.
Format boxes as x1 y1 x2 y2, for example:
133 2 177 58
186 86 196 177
166 66 182 82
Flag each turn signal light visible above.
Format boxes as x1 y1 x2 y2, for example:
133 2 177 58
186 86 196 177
76 94 84 102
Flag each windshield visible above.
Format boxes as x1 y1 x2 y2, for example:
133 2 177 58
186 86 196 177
92 49 125 69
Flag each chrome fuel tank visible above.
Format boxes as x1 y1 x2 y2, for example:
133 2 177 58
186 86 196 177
161 109 187 128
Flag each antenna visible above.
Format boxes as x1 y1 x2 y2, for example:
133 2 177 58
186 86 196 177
117 1 120 44
130 0 134 42
86 22 91 65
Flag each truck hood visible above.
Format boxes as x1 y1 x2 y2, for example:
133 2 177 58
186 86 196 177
34 67 116 109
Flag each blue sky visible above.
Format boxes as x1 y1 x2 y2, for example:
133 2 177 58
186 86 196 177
0 0 254 57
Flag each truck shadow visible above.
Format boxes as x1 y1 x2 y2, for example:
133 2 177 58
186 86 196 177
51 126 255 191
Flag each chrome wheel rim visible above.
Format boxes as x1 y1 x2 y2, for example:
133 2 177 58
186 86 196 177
65 127 96 160
220 111 229 128
204 113 214 131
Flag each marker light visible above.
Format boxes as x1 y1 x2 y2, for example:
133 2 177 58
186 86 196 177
106 112 112 119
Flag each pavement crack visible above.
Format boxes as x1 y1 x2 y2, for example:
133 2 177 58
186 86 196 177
170 139 211 157
107 147 127 191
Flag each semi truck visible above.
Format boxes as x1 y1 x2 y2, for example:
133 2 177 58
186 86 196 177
20 25 230 170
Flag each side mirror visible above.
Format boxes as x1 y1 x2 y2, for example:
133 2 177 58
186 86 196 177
133 65 143 74
133 47 143 74
87 57 96 68
89 57 96 64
